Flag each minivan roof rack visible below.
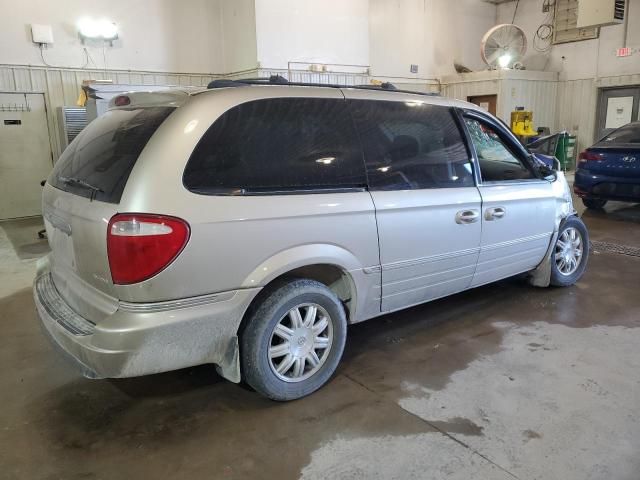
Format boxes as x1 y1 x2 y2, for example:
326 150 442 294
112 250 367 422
206 75 440 96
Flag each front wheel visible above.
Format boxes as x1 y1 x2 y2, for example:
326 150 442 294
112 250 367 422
550 216 589 287
582 197 607 209
241 279 347 401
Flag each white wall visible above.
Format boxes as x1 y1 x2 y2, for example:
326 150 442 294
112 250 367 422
1 0 498 79
369 0 496 79
253 0 495 80
221 0 258 73
0 0 257 74
254 0 370 70
497 0 640 80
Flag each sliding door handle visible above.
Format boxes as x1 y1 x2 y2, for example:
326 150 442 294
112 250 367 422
455 209 480 224
485 207 506 221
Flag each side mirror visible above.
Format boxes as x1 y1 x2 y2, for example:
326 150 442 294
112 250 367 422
538 163 557 181
529 154 557 181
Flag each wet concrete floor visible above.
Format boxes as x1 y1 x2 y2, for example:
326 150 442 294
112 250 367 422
1 201 639 479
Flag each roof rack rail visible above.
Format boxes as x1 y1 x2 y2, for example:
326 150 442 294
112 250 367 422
206 75 439 96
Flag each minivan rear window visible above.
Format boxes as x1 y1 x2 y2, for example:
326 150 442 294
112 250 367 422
183 98 367 194
49 107 175 203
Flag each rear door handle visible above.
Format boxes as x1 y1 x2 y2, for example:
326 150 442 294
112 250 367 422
485 206 506 221
455 209 480 224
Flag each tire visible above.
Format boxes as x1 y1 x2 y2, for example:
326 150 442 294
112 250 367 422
550 216 589 287
241 278 347 401
582 197 607 209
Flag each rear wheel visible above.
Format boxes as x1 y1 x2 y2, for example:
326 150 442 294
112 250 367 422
241 279 347 401
550 216 589 287
582 198 607 209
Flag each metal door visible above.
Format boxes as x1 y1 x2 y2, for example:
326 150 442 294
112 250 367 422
596 86 640 141
0 93 53 219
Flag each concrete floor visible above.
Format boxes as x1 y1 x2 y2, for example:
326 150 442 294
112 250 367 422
1 198 639 480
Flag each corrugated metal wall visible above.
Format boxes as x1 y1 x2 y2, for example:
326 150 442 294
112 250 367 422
444 73 640 155
555 78 596 153
499 79 558 133
442 77 557 133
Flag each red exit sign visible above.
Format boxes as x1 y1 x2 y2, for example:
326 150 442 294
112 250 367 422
617 47 632 57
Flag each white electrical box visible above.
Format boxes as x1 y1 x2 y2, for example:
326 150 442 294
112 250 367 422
31 24 54 44
577 0 625 28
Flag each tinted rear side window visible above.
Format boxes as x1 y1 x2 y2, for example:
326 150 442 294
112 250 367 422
183 98 366 194
50 107 175 203
349 100 474 190
600 123 640 144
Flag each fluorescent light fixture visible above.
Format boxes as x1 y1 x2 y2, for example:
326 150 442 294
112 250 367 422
498 54 512 69
78 18 118 41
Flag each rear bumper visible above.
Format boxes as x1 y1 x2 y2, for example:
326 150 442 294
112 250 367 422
574 169 640 201
34 272 260 381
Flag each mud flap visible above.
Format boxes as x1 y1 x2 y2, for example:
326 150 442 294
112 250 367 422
215 335 241 383
528 215 573 288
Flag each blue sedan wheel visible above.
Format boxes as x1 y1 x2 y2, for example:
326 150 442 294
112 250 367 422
582 198 607 209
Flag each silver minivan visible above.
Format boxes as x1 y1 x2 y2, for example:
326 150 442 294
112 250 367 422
35 78 588 400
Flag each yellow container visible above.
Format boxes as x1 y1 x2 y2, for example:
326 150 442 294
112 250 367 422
511 110 537 137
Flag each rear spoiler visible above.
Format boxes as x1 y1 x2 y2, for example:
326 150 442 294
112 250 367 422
106 89 197 110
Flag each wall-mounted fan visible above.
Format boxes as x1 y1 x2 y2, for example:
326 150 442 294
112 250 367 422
481 24 527 69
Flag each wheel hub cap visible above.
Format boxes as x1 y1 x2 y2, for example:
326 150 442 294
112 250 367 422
268 303 333 383
555 227 583 276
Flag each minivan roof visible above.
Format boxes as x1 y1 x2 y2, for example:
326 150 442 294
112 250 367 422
197 75 484 111
110 79 483 112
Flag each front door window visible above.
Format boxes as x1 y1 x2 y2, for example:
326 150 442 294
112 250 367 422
464 117 535 182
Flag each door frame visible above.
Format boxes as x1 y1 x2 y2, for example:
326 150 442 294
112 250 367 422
0 90 54 165
0 91 54 219
467 94 498 116
595 85 640 142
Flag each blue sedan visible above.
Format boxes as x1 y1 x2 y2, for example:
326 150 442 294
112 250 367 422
574 121 640 209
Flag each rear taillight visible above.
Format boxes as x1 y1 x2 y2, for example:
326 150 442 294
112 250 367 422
107 214 190 285
578 150 603 165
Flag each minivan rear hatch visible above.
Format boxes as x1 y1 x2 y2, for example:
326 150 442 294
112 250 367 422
44 104 176 323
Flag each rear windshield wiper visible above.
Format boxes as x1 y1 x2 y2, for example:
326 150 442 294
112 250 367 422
59 176 103 200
